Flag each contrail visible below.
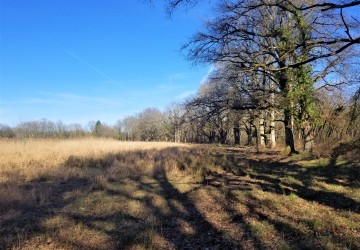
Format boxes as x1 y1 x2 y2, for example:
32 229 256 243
62 48 111 79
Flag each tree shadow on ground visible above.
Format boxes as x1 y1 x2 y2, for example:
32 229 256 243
0 178 91 249
0 147 243 249
232 157 360 213
212 147 359 212
203 150 359 248
1 146 359 249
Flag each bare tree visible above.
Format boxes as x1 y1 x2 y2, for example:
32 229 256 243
147 0 360 151
120 115 139 141
0 124 16 138
137 108 166 141
163 103 186 142
173 0 359 152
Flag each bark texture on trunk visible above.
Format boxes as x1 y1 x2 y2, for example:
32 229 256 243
285 109 296 153
219 129 227 144
270 110 276 148
303 120 314 152
234 127 240 145
259 115 266 147
247 123 252 146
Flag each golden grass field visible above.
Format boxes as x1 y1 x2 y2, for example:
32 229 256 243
0 138 188 183
0 138 359 249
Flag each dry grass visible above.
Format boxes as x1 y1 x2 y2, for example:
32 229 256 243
0 138 188 183
0 138 359 249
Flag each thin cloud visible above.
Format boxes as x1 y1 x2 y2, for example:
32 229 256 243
42 92 121 106
6 92 121 106
62 48 112 80
169 72 188 81
175 90 196 100
169 72 190 87
101 80 129 91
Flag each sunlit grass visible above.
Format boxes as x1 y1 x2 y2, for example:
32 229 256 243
0 138 188 183
0 139 359 249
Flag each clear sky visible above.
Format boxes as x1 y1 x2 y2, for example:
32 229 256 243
0 0 212 126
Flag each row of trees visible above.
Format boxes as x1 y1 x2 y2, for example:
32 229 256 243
177 77 360 151
149 0 360 152
0 119 120 139
119 108 166 141
2 87 359 154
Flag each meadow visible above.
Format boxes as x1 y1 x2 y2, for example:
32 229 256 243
0 138 359 249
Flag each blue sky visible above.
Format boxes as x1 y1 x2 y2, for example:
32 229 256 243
0 0 212 126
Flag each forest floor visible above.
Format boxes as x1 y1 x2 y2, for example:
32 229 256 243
0 139 359 249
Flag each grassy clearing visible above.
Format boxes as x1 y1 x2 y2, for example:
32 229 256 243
0 139 359 249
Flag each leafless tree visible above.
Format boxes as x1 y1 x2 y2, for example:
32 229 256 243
151 0 359 152
146 0 360 151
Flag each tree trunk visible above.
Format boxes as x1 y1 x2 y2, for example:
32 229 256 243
233 127 240 145
269 80 276 148
175 129 181 143
253 122 259 152
279 71 296 153
246 123 252 146
209 131 216 143
219 129 227 144
284 109 296 153
259 114 266 147
303 120 314 152
270 109 276 148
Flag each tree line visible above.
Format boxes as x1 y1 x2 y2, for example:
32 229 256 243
149 0 360 153
1 85 359 155
0 119 119 139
